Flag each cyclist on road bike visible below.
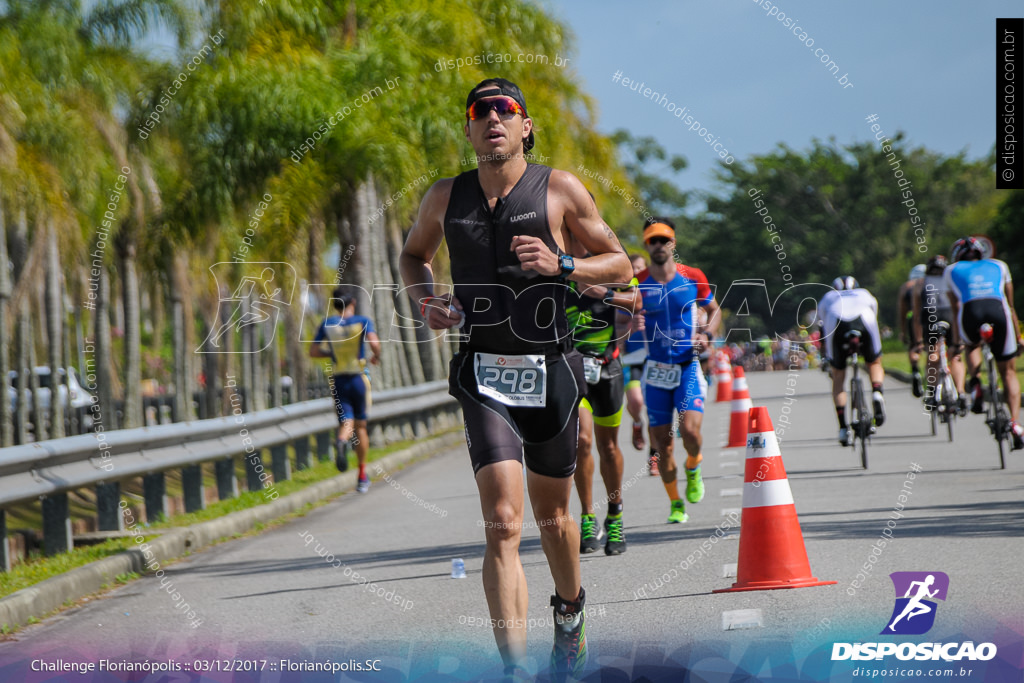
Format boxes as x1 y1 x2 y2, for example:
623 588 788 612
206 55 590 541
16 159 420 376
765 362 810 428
912 255 965 414
818 276 886 446
899 264 927 397
944 237 1023 450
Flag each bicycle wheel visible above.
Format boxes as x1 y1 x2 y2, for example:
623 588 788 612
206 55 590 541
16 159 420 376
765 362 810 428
996 406 1009 470
852 378 869 469
987 358 1007 469
943 377 956 443
929 399 938 436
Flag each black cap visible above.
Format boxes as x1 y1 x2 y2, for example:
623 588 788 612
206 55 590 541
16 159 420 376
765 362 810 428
466 77 535 153
332 286 355 311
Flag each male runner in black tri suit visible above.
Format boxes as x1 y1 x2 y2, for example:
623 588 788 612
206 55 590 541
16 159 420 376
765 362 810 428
400 78 631 682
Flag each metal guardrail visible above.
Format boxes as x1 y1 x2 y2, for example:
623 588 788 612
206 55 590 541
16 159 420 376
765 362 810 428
0 381 458 571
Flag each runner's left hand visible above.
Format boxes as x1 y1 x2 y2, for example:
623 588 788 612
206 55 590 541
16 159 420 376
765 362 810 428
511 235 559 276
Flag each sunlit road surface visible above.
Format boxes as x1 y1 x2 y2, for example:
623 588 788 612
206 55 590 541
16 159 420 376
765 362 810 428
2 370 1021 680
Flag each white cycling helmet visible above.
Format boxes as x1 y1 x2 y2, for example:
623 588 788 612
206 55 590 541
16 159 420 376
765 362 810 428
831 276 859 291
908 264 926 281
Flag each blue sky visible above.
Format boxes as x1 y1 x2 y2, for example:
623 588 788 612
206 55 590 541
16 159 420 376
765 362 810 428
542 1 1018 208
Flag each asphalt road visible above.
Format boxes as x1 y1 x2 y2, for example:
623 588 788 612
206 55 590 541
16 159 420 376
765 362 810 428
2 370 1022 681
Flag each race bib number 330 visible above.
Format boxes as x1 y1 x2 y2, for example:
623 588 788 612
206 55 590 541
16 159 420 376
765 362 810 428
474 353 547 407
644 360 681 390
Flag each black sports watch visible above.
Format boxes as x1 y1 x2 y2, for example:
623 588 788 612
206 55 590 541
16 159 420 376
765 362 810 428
557 253 575 281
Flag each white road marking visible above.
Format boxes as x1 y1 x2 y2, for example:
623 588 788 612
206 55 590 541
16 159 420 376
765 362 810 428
722 608 763 631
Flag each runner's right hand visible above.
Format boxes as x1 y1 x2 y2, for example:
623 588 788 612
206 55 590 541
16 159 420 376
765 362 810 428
629 312 646 333
423 294 465 330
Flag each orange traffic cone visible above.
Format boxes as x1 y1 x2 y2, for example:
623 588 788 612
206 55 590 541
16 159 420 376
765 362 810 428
725 366 751 447
715 407 836 592
714 354 733 403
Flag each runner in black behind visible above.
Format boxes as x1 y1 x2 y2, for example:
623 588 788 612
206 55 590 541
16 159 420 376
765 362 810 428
400 78 631 682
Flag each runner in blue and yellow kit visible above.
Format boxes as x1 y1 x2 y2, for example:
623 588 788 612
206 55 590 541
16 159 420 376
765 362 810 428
310 289 381 491
634 219 721 523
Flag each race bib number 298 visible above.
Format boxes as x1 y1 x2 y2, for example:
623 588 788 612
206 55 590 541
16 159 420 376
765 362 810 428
474 353 547 407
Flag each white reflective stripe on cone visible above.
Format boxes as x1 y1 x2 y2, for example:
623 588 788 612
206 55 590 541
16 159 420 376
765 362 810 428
731 398 752 411
745 431 781 459
742 479 794 508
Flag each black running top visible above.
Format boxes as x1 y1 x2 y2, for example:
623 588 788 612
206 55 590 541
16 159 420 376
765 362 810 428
443 163 570 354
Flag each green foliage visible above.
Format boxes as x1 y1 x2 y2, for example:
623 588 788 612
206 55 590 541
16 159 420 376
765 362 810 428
0 537 151 600
688 137 997 330
989 189 1024 313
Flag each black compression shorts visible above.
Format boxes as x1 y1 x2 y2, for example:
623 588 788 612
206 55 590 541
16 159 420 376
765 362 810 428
960 299 1019 361
828 316 881 370
580 356 624 426
449 349 585 479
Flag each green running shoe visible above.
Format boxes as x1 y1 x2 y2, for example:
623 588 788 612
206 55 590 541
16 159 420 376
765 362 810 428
579 514 600 554
604 514 626 555
667 499 688 524
550 591 587 682
685 466 705 503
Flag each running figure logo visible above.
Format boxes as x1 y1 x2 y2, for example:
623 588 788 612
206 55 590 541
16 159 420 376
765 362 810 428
881 571 949 635
196 262 296 353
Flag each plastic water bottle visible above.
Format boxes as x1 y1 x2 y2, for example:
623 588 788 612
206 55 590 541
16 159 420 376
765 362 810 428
450 305 466 330
451 558 466 579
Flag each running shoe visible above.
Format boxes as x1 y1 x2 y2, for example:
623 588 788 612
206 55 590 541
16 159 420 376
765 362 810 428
872 391 886 427
335 439 349 472
667 499 688 524
838 427 852 447
969 377 985 414
631 421 646 451
604 514 626 555
1012 422 1024 451
356 475 370 493
579 514 600 554
911 370 923 398
648 451 660 477
684 466 705 504
550 591 587 682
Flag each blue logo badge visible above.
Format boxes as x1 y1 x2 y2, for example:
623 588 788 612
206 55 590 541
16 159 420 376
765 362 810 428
881 572 949 635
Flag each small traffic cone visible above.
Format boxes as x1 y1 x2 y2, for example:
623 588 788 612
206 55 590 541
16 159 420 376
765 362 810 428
726 366 752 447
714 355 733 403
715 407 836 592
